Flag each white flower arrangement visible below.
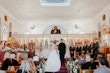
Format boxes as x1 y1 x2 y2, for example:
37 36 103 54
67 59 80 73
37 58 46 73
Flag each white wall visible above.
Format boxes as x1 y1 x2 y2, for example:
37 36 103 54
12 18 97 34
0 4 103 35
91 4 110 46
0 5 20 40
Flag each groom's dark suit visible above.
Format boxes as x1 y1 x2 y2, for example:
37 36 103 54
58 42 66 64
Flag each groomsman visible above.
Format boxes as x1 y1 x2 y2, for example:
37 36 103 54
69 43 75 60
76 45 82 55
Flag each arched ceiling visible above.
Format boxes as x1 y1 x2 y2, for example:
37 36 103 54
0 0 110 23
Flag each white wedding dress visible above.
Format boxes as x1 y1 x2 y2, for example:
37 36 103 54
45 43 61 72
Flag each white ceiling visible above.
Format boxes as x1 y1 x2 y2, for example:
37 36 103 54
0 0 110 23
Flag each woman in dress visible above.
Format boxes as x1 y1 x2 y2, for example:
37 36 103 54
45 41 61 72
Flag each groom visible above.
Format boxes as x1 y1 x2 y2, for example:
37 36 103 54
58 39 66 65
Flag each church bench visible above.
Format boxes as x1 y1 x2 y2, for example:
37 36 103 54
80 69 94 73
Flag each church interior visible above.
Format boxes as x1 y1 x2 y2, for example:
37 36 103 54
0 0 110 73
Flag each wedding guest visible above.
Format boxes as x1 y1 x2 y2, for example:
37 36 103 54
81 58 96 69
93 38 99 58
18 58 36 73
85 51 91 62
3 44 13 60
0 70 6 73
0 41 4 63
94 57 110 73
1 53 19 70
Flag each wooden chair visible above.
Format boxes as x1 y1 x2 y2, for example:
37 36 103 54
80 69 94 73
6 66 20 73
6 70 16 73
14 66 20 71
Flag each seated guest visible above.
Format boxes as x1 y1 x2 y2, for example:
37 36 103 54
1 58 12 70
28 58 36 73
1 54 19 70
107 54 110 67
94 57 110 73
85 51 91 62
17 58 36 73
76 54 85 65
81 58 96 69
0 70 6 73
10 53 20 66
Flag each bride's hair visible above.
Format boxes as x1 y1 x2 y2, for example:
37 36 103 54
51 40 58 44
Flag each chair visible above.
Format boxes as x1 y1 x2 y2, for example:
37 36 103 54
14 66 20 71
6 66 20 73
6 70 16 73
80 69 94 73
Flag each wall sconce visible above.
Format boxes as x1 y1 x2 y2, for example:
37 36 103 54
30 25 35 30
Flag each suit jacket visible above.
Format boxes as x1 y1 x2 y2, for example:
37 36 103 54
58 42 66 55
69 46 75 54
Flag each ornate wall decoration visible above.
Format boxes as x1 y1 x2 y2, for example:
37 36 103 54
100 24 110 34
102 14 106 21
3 24 8 40
51 26 61 34
4 15 8 22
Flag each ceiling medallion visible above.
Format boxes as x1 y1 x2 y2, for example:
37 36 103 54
100 24 110 34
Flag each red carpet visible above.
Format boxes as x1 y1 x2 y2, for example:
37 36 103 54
45 64 68 73
55 64 68 73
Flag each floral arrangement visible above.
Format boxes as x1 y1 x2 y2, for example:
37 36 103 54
67 58 80 73
37 58 46 73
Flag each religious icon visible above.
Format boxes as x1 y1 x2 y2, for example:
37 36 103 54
51 26 61 34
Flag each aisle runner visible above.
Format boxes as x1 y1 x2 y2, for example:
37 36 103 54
54 64 68 73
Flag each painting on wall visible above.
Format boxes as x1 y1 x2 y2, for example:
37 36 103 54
3 23 8 41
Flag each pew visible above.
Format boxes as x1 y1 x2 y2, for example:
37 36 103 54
80 69 94 73
6 66 20 73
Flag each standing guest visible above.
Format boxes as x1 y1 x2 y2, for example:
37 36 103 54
3 44 12 60
69 43 75 60
0 41 4 63
94 57 110 73
93 38 99 58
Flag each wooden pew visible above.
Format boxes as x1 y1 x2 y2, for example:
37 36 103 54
80 69 94 73
6 66 20 73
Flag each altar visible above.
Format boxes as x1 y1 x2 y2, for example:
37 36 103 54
13 34 97 58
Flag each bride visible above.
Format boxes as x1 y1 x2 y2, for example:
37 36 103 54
45 41 61 72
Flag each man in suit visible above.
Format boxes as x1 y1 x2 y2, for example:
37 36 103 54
93 38 99 58
69 43 75 60
58 39 66 65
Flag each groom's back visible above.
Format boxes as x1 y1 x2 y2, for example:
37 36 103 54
58 42 66 53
